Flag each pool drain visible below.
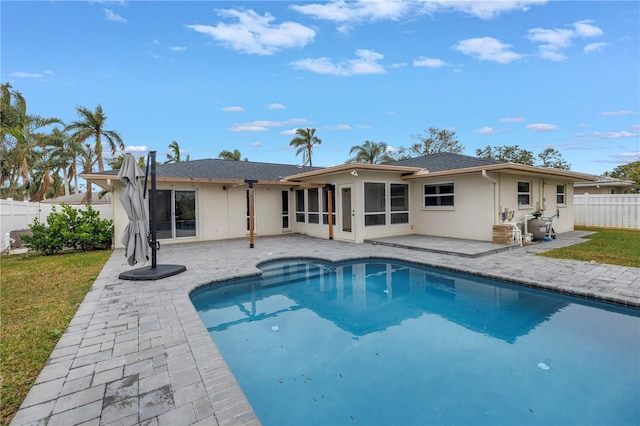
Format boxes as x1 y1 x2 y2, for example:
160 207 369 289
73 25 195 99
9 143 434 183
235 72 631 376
271 325 280 331
538 362 550 370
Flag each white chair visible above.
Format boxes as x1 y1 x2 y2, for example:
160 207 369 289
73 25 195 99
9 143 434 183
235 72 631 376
512 222 523 246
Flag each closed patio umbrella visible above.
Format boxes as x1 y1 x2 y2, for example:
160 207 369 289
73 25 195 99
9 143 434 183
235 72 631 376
118 153 149 266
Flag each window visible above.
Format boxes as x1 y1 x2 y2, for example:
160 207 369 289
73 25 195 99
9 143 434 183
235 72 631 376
424 183 454 207
282 190 290 229
295 190 305 223
390 183 409 224
556 184 566 205
322 187 336 225
156 189 197 239
364 182 386 226
308 188 320 224
517 181 531 207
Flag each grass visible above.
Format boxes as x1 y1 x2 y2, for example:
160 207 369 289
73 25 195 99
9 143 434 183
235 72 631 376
0 250 112 426
539 227 640 267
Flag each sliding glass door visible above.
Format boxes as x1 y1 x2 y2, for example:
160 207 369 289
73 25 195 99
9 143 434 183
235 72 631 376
155 189 197 240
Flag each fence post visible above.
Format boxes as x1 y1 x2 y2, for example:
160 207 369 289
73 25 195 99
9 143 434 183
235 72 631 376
584 193 589 227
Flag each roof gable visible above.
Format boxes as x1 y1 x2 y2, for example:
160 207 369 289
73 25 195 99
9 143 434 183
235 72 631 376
388 152 503 171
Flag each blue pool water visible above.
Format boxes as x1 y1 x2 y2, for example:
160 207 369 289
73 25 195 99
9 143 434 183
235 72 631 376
190 259 640 426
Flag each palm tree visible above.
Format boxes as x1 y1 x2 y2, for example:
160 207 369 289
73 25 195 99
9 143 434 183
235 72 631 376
218 149 247 161
347 140 393 164
77 143 98 204
0 86 62 199
289 128 321 167
166 141 183 163
65 104 124 173
43 128 77 196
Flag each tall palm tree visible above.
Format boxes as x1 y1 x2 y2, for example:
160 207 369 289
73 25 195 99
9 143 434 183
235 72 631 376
65 104 124 173
218 149 246 161
347 140 393 164
289 128 321 167
43 128 77 196
77 143 98 204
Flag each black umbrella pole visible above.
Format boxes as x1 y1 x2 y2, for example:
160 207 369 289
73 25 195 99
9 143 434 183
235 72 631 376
150 151 158 269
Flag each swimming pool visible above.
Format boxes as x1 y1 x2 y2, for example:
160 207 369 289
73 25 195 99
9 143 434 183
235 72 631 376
190 258 640 426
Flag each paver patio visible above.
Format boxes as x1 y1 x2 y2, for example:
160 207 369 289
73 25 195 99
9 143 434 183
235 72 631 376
10 232 640 425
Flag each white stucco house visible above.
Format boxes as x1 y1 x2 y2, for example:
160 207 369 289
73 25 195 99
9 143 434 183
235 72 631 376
85 153 596 248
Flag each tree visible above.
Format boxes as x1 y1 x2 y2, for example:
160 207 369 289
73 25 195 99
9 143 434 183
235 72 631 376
537 147 570 170
65 104 124 173
42 128 77 196
218 149 247 161
347 140 394 164
604 161 640 192
290 128 321 167
108 154 145 170
394 127 463 160
166 140 189 163
475 145 535 165
77 143 98 204
0 83 62 199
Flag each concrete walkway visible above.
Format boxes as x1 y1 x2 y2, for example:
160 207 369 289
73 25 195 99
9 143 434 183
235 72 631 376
10 232 640 426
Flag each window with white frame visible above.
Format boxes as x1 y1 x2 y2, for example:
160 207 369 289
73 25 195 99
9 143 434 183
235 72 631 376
517 181 531 207
556 184 566 205
390 183 409 224
424 183 454 207
308 188 320 224
295 190 305 223
364 182 386 226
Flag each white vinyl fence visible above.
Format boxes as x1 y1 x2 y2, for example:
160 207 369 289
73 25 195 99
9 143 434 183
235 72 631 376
573 194 639 229
0 199 113 251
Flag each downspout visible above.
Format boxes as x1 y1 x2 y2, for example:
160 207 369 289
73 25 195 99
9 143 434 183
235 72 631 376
482 170 499 225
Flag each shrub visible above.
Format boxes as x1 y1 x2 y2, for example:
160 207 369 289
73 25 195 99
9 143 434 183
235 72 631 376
21 204 114 254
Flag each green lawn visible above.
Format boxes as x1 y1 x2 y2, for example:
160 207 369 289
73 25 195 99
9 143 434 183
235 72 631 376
0 250 112 426
539 227 640 267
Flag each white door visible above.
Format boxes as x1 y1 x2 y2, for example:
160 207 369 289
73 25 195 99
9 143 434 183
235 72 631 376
338 184 355 241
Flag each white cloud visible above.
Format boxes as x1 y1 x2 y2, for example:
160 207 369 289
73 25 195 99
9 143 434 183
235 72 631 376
597 110 635 116
291 0 546 29
291 49 386 76
230 118 310 132
527 20 604 61
222 106 245 112
609 151 640 163
280 128 299 136
527 123 557 131
104 8 126 23
10 71 43 78
430 1 547 20
413 57 448 68
326 124 352 131
593 131 638 138
169 46 187 52
500 117 526 123
267 103 286 110
474 126 499 135
249 141 263 147
186 9 315 55
584 42 607 54
454 37 523 63
125 145 147 153
631 125 640 131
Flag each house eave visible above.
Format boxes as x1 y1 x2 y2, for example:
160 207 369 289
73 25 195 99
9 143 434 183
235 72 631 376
283 163 425 181
401 163 598 182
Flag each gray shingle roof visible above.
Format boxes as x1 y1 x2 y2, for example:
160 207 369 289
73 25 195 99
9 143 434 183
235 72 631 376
103 159 322 182
388 152 503 172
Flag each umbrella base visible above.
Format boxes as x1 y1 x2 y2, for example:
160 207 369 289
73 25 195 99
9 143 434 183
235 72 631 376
119 264 186 281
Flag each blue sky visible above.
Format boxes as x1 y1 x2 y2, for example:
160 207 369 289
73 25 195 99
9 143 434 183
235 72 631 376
2 0 639 175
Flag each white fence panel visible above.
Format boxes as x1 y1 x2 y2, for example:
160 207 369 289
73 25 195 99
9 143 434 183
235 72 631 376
573 194 640 229
1 199 113 251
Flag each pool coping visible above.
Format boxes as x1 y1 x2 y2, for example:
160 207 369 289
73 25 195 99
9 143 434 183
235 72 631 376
10 233 640 425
